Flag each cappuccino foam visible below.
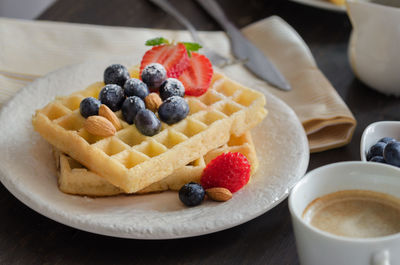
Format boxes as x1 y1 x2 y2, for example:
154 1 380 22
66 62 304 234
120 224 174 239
302 190 400 238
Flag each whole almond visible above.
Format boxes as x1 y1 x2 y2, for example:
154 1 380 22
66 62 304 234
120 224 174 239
99 104 122 130
84 116 116 137
145 93 162 112
206 187 232 202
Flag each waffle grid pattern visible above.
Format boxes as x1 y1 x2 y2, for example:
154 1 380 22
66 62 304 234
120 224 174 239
55 132 258 197
33 72 267 193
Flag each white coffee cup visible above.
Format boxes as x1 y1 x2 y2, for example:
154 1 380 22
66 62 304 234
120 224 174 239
289 161 400 265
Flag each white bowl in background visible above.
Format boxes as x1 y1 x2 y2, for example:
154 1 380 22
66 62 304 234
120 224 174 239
360 121 400 162
348 0 400 96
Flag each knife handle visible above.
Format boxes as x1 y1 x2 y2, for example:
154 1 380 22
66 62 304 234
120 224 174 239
195 0 235 32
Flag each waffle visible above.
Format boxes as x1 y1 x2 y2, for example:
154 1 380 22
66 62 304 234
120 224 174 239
32 71 267 193
54 132 258 196
328 0 344 5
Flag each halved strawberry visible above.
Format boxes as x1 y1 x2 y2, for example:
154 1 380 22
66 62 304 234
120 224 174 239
178 52 213 97
140 43 189 79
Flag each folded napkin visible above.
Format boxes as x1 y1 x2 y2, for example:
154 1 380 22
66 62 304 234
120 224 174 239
0 16 355 153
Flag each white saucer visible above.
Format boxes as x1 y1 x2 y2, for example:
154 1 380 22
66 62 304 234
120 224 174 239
0 59 309 239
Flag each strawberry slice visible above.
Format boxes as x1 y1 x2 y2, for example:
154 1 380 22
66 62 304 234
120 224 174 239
140 43 189 79
178 52 213 97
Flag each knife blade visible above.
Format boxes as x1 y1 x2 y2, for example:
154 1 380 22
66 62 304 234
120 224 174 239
195 0 291 91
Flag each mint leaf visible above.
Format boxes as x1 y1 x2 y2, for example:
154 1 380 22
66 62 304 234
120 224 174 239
181 42 202 57
145 37 169 46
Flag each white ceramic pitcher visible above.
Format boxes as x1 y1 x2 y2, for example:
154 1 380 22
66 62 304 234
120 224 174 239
347 0 400 96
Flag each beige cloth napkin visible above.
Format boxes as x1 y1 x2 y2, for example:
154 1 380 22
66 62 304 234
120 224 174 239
0 16 355 153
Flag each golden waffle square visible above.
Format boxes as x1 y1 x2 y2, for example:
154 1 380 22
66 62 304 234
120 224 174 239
32 71 267 193
54 132 258 196
328 0 344 5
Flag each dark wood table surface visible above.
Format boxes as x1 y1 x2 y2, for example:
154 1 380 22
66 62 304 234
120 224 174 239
1 0 398 264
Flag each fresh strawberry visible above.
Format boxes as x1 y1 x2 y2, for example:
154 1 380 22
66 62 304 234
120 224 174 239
178 52 213 97
201 152 251 193
140 43 189 79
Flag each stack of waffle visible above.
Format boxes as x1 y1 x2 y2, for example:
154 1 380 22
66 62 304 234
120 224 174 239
32 69 267 196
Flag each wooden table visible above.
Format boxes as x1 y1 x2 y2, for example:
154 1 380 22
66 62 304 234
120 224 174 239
1 0 397 264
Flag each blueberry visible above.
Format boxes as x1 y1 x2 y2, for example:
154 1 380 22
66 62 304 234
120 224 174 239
104 64 130 86
79 97 101 118
159 78 185 100
141 63 166 91
134 109 161 136
158 96 189 125
367 142 386 161
99 84 125 112
383 141 400 167
121 96 145 124
179 182 205 207
370 156 386 163
124 78 149 100
378 137 396 144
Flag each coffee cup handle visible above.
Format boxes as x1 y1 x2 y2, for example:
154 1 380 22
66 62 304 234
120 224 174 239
371 250 390 265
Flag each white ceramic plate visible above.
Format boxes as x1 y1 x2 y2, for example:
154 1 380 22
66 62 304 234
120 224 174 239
0 59 309 239
290 0 346 12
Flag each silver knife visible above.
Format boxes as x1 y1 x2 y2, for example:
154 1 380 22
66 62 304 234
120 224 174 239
195 0 291 91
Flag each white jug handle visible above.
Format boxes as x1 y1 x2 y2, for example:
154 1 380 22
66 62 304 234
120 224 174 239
372 250 390 265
